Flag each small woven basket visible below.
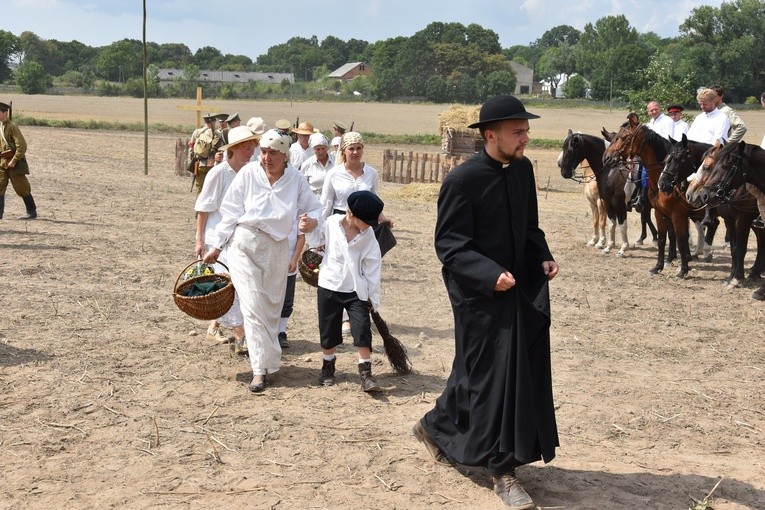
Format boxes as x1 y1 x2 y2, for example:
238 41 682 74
298 248 323 288
173 260 235 320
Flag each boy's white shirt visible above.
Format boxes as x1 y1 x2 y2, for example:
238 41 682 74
317 215 382 311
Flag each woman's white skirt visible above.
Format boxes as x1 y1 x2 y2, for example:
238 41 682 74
227 225 288 376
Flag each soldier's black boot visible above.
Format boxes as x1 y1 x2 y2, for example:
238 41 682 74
0 195 5 219
20 194 37 220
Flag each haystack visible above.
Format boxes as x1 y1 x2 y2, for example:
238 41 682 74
438 105 483 157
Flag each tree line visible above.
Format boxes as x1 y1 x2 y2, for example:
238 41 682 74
1 0 763 108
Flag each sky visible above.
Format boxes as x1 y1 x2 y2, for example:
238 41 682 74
8 0 725 62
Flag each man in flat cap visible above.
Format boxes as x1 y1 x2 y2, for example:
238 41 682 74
412 94 559 510
0 101 37 219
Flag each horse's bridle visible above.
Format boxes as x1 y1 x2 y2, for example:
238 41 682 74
713 145 749 203
658 146 691 192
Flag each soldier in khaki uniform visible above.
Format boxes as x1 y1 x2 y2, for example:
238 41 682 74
0 101 37 219
189 114 223 195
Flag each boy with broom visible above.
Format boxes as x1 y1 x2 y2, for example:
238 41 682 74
316 190 384 392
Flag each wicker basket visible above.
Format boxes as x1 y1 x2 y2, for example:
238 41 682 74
298 248 323 288
173 260 235 320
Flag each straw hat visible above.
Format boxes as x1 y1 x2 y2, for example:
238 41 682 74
291 121 316 135
220 126 260 151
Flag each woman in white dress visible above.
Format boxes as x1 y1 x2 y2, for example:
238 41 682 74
194 126 260 350
203 129 322 393
300 133 335 197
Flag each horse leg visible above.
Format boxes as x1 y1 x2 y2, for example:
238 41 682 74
597 198 608 248
725 217 746 289
747 224 765 281
602 216 615 254
673 216 692 278
650 211 668 274
753 283 765 301
617 219 629 257
666 220 677 264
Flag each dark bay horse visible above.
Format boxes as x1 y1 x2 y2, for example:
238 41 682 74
699 141 765 299
558 130 629 256
659 136 765 288
603 115 705 277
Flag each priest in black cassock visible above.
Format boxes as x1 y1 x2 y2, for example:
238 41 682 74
412 94 559 510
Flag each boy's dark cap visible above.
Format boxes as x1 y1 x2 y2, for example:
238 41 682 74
347 190 383 227
468 94 539 128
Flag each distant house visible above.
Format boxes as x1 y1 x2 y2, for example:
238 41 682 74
328 62 372 81
509 61 534 95
156 68 295 88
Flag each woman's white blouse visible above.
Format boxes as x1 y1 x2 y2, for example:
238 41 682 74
320 163 379 218
209 162 322 250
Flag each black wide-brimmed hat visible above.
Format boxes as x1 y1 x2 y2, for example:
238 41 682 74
468 94 540 128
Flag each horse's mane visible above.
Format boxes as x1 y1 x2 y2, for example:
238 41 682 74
640 125 670 161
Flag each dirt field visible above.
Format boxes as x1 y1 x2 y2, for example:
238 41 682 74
1 96 764 509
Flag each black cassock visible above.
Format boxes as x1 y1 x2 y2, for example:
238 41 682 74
423 149 558 470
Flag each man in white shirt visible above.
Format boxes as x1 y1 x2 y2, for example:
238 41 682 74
667 105 689 141
646 100 674 140
289 121 316 168
687 88 730 145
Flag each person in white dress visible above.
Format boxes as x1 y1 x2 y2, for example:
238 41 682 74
194 126 259 349
300 133 335 196
203 129 322 393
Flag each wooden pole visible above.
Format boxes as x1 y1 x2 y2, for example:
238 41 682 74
142 0 148 175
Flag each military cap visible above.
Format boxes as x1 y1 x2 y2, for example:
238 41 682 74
0 102 10 111
226 112 240 123
667 105 684 113
216 113 229 121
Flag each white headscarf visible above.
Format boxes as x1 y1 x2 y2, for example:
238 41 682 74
259 129 292 155
309 133 329 149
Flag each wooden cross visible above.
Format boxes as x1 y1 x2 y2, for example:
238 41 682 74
176 87 219 128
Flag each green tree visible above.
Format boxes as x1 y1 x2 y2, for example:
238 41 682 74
96 39 143 81
19 31 65 76
677 0 765 100
425 74 449 102
486 70 517 97
625 52 694 121
194 46 224 69
15 60 48 94
537 44 576 98
563 74 588 99
0 30 19 82
575 15 652 100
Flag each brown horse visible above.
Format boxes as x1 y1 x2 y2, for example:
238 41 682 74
603 114 705 277
699 141 765 299
659 136 765 288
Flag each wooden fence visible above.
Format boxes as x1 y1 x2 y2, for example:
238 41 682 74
382 150 468 184
174 138 190 176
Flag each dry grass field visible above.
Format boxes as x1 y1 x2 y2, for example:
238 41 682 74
1 94 764 509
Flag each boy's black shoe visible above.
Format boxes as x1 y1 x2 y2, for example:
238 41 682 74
319 358 336 386
358 361 381 392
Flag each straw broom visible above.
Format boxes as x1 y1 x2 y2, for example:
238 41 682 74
368 301 412 375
